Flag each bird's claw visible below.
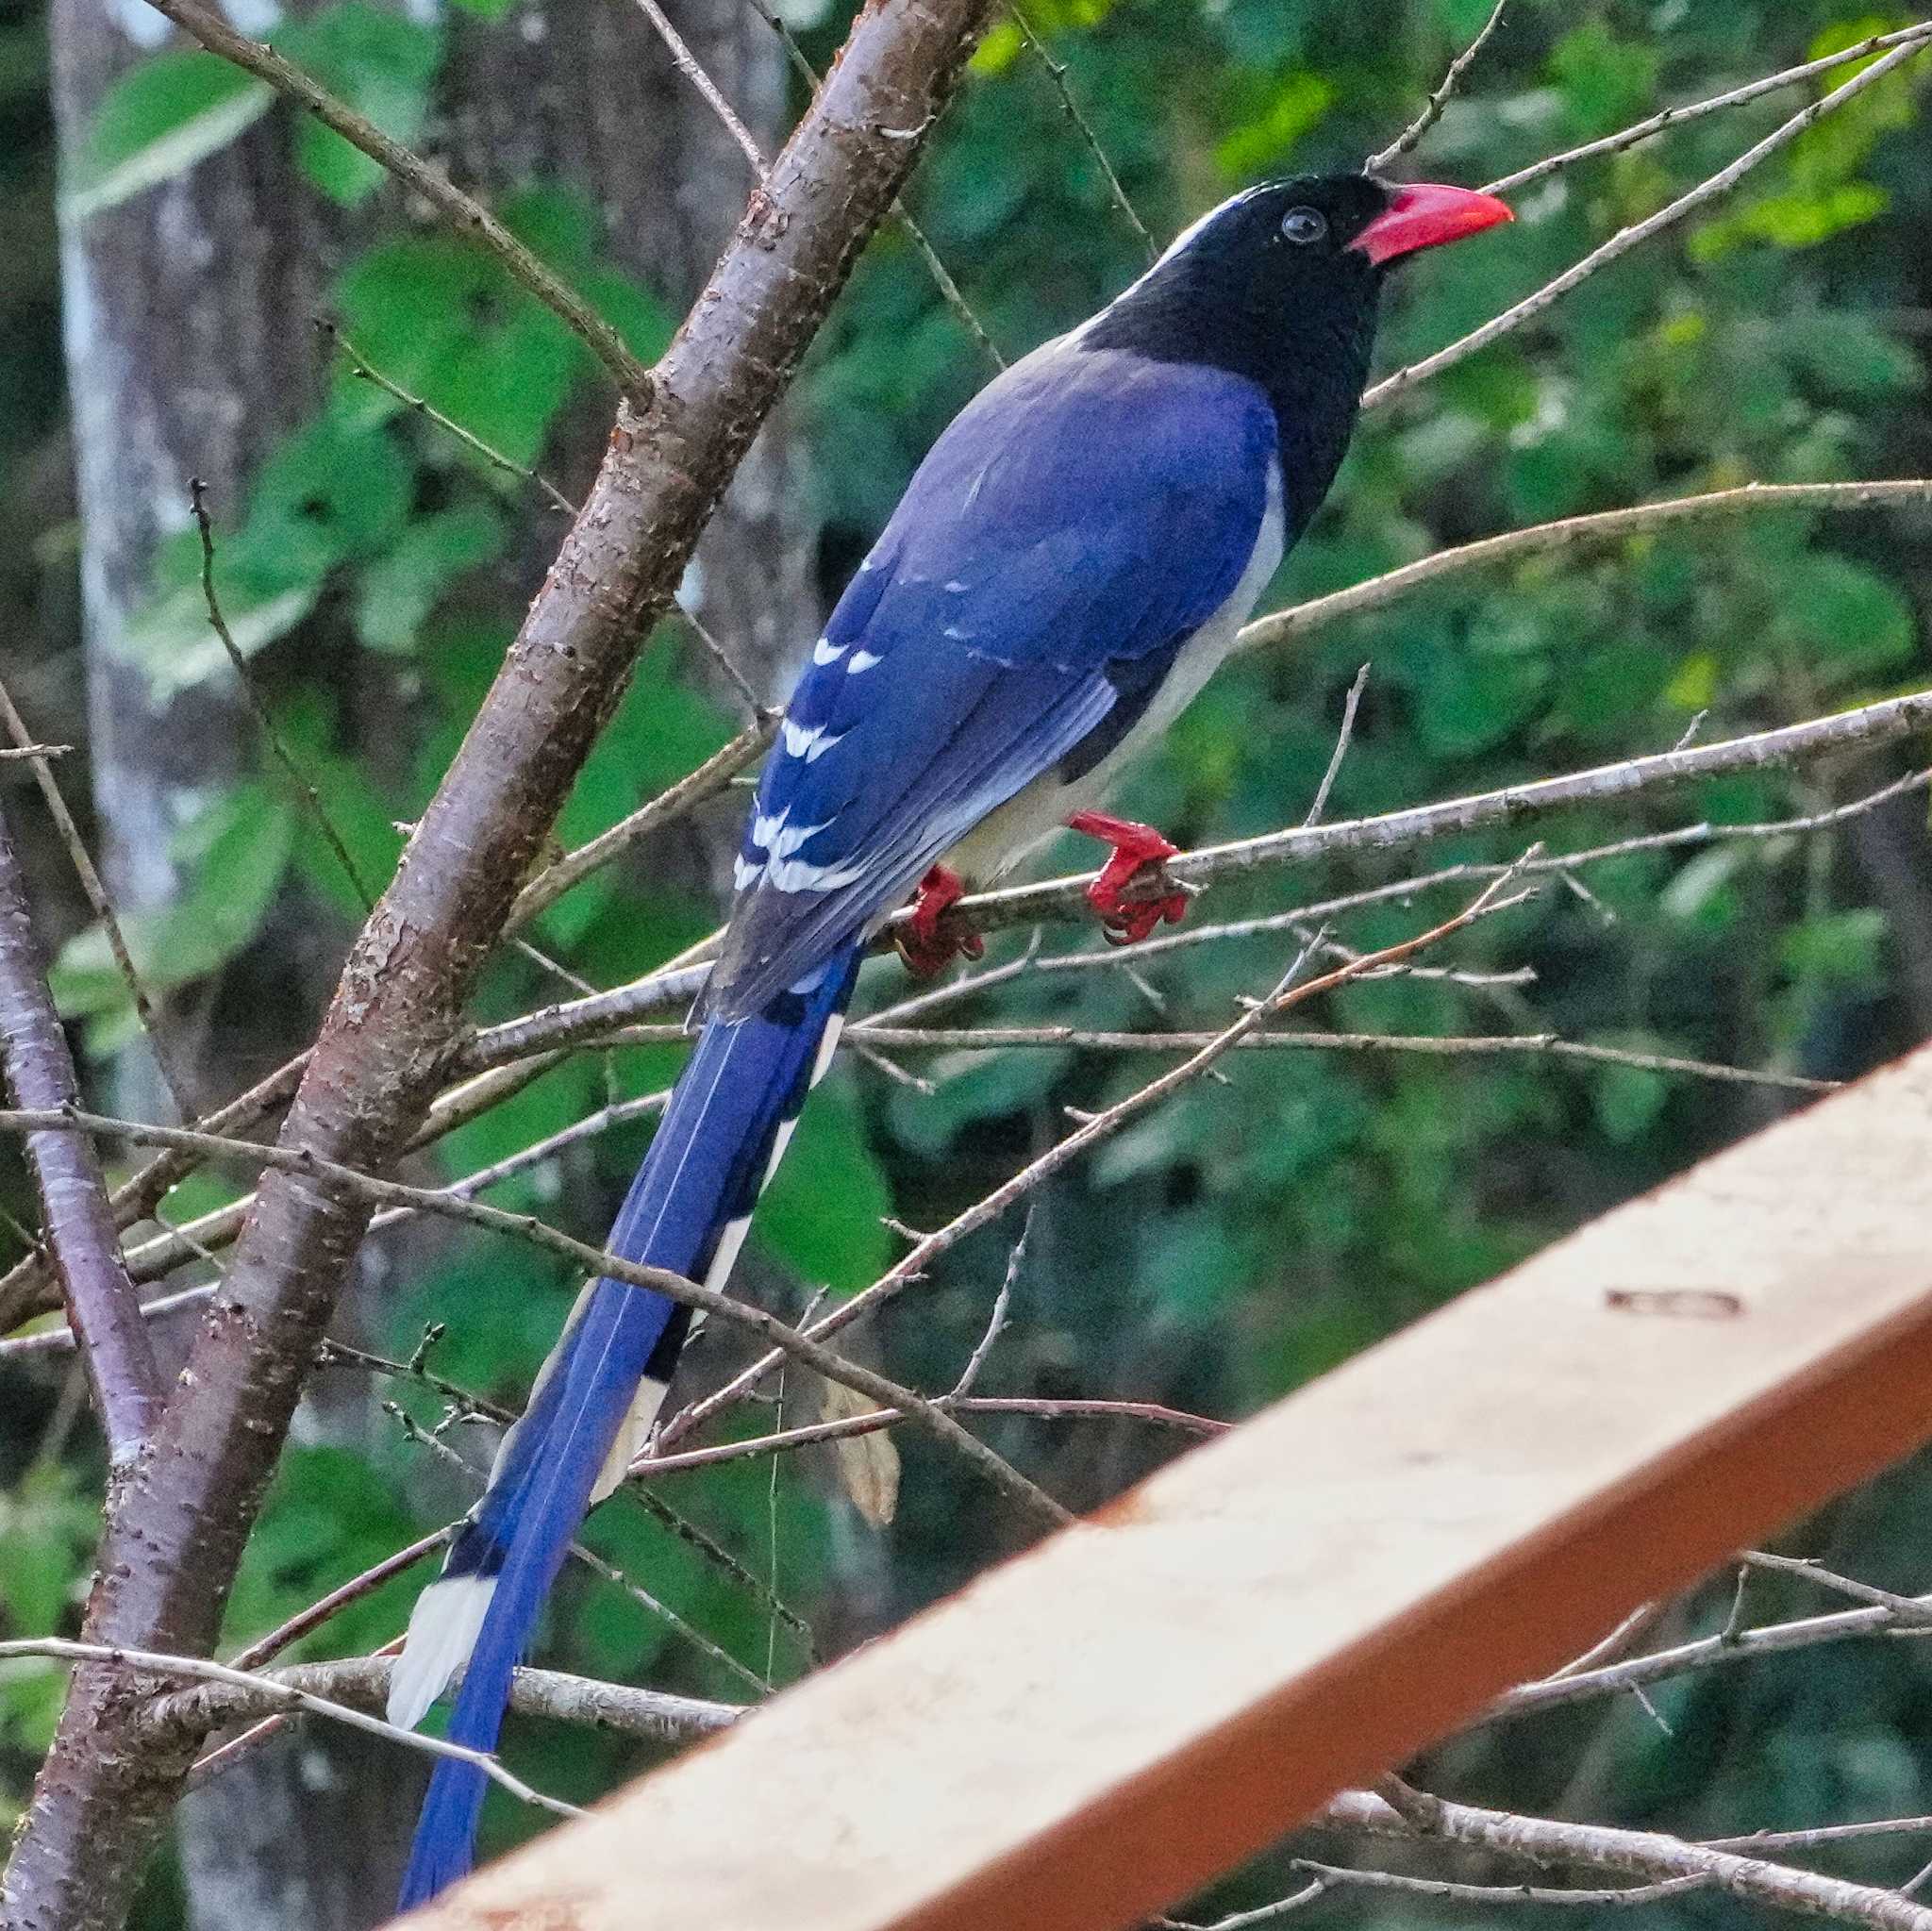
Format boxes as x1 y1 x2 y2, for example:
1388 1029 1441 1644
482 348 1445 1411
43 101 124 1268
1068 811 1191 946
896 865 985 977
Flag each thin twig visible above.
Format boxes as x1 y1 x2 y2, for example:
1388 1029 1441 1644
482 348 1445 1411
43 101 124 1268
741 0 1006 371
508 717 776 927
317 318 578 516
0 676 198 1121
1007 1 1154 260
0 1105 1069 1529
190 478 377 913
658 865 1537 1450
1367 0 1508 173
1744 1551 1932 1626
1487 20 1932 197
951 1208 1029 1397
1293 1859 1708 1909
1482 1591 1932 1729
145 1654 738 1753
633 0 767 173
1302 663 1370 828
0 1638 582 1820
1322 1786 1932 1931
1367 40 1932 408
1241 480 1932 658
850 1024 1835 1095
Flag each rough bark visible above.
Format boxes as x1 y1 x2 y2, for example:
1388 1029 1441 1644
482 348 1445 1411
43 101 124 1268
46 0 812 1919
4 3 991 1924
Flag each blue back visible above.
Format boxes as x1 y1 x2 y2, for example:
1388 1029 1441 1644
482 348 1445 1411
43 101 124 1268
708 341 1278 1015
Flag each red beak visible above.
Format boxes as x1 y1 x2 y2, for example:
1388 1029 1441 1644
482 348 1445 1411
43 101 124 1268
1348 181 1513 266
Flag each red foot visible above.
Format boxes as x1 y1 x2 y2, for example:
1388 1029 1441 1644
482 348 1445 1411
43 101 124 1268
1067 810 1191 945
896 865 986 977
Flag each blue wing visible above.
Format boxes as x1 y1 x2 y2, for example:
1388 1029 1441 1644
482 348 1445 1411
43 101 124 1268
708 342 1278 1016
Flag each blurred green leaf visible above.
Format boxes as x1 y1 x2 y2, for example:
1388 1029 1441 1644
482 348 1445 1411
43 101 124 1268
277 2 441 208
756 1070 892 1291
65 51 272 220
50 784 295 1048
354 502 506 654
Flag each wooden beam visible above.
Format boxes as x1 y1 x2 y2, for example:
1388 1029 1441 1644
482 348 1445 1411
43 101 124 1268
405 1039 1932 1931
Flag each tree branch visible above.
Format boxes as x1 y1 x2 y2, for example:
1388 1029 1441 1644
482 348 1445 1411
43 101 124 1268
1366 0 1508 174
658 865 1536 1452
928 685 1932 946
1486 21 1932 197
1239 480 1932 659
1366 39 1932 408
0 811 160 1467
1321 1787 1932 1931
0 1640 582 1821
142 1654 738 1753
0 5 998 1923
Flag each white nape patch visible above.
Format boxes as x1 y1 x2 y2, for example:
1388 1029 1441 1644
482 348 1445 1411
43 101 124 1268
766 857 864 893
734 855 765 891
1071 184 1272 346
591 1373 672 1504
811 1014 845 1086
846 650 882 674
704 1214 754 1293
812 638 847 666
388 1574 497 1728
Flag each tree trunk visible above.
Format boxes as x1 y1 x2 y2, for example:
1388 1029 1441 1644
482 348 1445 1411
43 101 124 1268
46 0 808 1922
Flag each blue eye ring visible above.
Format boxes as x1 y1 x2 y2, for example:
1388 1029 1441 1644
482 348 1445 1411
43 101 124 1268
1279 206 1327 244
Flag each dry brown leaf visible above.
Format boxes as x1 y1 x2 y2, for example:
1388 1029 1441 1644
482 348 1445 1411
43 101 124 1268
818 1378 900 1528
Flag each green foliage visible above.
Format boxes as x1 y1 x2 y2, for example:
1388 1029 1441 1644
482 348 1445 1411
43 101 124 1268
50 784 296 1054
64 50 272 220
275 3 441 207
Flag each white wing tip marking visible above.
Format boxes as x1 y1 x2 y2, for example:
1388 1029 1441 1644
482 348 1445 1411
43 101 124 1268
811 1013 845 1086
388 1573 498 1728
812 638 847 666
591 1374 673 1503
766 857 864 893
704 1215 754 1294
846 649 882 674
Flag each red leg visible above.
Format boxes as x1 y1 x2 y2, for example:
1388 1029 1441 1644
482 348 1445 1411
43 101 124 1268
895 864 986 977
1066 809 1191 945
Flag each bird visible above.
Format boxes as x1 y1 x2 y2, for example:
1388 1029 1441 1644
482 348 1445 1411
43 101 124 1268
388 168 1511 1906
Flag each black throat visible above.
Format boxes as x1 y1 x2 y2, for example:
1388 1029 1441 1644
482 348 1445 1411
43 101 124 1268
1079 253 1382 541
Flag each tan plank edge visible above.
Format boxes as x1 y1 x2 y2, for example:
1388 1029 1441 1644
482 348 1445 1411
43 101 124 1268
407 1039 1932 1931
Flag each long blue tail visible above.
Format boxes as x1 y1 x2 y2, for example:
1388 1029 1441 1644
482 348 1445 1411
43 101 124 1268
391 943 862 1908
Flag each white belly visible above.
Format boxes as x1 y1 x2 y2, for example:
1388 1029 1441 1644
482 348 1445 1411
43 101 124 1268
944 460 1286 884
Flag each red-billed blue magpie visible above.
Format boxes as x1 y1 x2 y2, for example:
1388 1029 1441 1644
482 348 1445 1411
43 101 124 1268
390 170 1510 1906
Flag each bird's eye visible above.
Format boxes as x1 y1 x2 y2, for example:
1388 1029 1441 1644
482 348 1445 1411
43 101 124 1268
1279 206 1327 245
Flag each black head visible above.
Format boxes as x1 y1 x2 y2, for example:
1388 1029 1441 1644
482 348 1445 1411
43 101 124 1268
1081 172 1510 530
